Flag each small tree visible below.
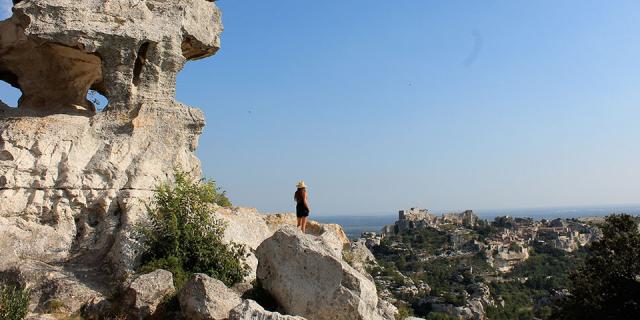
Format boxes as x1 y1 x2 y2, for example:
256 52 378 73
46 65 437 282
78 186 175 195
138 170 247 288
554 214 640 319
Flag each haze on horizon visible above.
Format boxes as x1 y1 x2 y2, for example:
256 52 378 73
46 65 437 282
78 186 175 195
0 1 638 216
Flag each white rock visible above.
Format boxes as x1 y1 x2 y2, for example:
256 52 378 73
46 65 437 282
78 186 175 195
229 300 307 320
212 207 350 282
178 273 242 320
347 239 377 276
256 225 393 320
124 269 175 319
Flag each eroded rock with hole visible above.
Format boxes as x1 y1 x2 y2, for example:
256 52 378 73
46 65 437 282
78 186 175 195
0 0 222 316
0 0 222 113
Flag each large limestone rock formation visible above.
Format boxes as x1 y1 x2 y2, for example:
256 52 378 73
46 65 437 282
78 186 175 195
256 225 393 320
0 0 222 314
212 206 350 282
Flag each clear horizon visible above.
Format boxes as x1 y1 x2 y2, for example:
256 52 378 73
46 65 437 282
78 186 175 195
1 1 639 215
287 202 640 217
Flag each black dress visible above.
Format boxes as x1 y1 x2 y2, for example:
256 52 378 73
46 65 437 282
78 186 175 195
296 201 309 217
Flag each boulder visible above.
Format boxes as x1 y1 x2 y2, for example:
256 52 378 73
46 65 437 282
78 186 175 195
124 269 175 319
229 300 307 320
264 213 349 244
256 225 393 320
178 273 242 320
211 206 276 282
264 213 349 256
212 207 350 281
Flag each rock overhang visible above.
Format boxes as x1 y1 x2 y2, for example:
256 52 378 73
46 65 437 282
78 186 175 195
0 0 223 114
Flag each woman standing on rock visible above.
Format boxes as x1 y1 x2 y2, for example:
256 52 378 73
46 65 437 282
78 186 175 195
294 181 310 233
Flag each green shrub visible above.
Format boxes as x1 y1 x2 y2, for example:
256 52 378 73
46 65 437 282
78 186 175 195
0 284 30 320
395 304 414 320
44 299 65 313
138 170 248 288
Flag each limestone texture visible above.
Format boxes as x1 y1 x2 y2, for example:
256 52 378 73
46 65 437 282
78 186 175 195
229 300 307 320
212 207 350 282
0 0 221 113
346 239 378 277
124 269 175 319
178 273 243 320
256 225 393 320
0 0 222 315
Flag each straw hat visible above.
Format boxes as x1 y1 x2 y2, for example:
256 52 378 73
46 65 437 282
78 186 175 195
296 180 306 189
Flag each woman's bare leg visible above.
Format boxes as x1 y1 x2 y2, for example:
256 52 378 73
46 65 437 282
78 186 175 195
301 217 308 233
297 217 302 229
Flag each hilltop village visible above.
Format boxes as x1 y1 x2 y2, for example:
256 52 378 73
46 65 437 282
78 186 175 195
374 208 600 271
354 208 602 319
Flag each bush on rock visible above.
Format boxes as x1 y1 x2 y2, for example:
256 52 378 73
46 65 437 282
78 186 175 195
138 170 248 288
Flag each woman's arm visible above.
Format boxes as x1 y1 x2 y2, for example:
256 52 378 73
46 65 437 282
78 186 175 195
303 191 310 211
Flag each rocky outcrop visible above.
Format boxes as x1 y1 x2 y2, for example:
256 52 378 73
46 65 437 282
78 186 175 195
1 0 221 113
124 269 175 319
485 243 530 273
229 300 307 320
264 212 350 245
0 0 222 315
212 207 350 282
256 225 393 320
468 283 494 308
345 239 377 276
178 273 242 320
211 206 275 282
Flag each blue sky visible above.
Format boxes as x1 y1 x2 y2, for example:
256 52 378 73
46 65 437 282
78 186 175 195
1 1 639 215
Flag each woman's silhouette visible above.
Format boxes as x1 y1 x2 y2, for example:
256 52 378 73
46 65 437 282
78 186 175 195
294 181 310 233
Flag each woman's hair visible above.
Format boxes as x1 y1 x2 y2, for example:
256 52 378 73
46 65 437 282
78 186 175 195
294 187 306 202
